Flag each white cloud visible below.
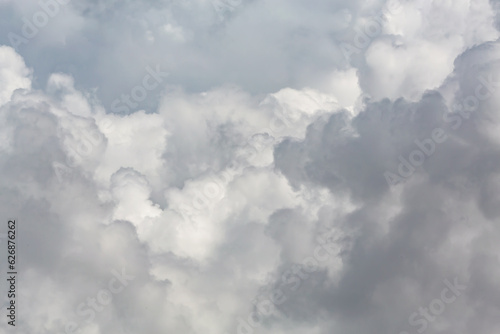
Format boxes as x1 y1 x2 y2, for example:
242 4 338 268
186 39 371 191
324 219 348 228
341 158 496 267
0 45 30 106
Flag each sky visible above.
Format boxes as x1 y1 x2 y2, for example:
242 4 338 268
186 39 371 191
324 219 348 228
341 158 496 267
0 0 500 333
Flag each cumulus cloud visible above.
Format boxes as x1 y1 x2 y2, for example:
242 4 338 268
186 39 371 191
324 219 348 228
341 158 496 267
0 1 500 334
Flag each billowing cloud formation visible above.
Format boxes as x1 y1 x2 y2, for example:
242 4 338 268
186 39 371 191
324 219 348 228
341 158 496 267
0 1 500 334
